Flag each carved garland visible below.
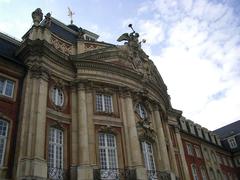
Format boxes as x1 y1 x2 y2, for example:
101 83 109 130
51 35 72 55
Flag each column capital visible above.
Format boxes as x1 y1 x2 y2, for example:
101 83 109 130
29 64 50 81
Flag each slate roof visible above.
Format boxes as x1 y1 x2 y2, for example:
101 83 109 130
214 120 240 138
0 32 21 63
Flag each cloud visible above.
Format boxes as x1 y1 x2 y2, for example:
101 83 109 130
136 0 240 130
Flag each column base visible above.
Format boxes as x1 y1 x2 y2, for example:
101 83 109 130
77 165 93 180
16 157 47 180
135 166 147 180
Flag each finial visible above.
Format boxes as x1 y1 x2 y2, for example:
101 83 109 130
68 7 75 24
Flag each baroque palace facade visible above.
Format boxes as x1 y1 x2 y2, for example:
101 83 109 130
0 8 239 180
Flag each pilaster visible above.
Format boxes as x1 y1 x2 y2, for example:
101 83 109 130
123 90 147 180
175 126 191 180
153 104 170 171
16 67 49 179
76 82 93 180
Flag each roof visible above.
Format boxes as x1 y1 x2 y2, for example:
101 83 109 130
0 32 21 62
214 120 240 139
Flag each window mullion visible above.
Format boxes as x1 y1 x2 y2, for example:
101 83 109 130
105 134 109 169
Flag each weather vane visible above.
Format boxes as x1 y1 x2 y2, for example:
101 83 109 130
68 7 75 24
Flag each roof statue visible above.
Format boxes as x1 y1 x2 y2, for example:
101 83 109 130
32 8 43 26
117 24 150 75
68 7 75 24
44 12 52 28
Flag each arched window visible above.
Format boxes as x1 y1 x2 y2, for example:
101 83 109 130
48 127 64 179
136 103 147 119
0 119 8 166
191 164 199 180
209 168 215 180
52 87 64 106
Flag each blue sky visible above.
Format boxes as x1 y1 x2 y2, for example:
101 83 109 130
1 0 240 130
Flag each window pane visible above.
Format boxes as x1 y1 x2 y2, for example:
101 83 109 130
48 127 64 179
104 95 113 113
99 133 117 170
0 120 8 166
0 79 4 94
5 80 14 97
96 94 103 112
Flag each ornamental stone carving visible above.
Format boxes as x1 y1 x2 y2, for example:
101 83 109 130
51 35 72 55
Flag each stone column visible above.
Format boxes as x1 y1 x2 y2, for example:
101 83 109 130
119 94 132 167
16 66 49 179
77 83 92 179
70 84 78 179
175 127 190 180
165 124 179 176
153 105 170 171
124 91 147 180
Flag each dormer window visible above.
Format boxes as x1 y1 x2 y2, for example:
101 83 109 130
96 93 113 113
52 86 64 107
228 137 237 149
136 103 147 119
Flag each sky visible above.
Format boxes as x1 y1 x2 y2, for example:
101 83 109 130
0 0 240 130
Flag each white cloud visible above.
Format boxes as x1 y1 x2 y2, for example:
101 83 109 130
136 0 240 130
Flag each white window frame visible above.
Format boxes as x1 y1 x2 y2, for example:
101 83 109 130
0 119 8 166
48 127 64 179
142 141 156 173
136 103 147 119
98 133 118 169
187 143 194 156
191 164 199 180
228 137 237 149
96 94 113 113
52 87 64 106
0 78 14 98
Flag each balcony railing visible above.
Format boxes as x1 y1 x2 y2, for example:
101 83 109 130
48 167 67 180
93 168 136 180
147 170 171 180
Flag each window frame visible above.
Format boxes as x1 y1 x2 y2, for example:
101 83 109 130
47 127 64 179
98 133 118 170
141 141 156 171
0 119 8 166
96 93 113 113
51 86 64 107
227 137 237 149
136 103 147 119
194 145 202 158
186 143 194 156
200 167 208 180
191 164 199 180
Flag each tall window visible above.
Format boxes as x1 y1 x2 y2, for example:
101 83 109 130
99 133 118 169
0 119 8 166
187 143 194 156
48 127 64 180
136 103 147 119
96 94 113 113
195 146 202 158
228 137 237 149
200 167 208 180
52 87 64 106
191 164 199 180
0 78 14 98
142 141 156 179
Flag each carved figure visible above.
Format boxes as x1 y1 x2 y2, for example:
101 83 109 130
78 27 85 40
44 13 51 28
32 8 43 26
